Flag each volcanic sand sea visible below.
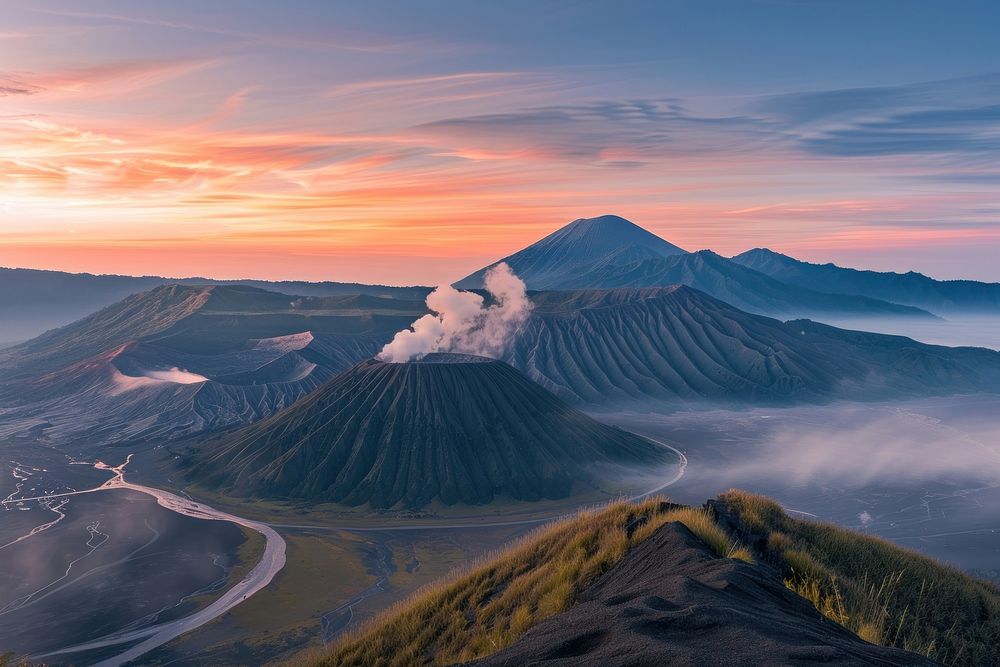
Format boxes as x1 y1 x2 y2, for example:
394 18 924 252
0 449 283 665
0 420 685 665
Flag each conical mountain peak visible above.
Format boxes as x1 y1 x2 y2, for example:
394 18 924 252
455 214 686 289
187 356 671 508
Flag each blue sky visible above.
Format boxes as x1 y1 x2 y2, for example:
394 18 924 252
1 0 999 282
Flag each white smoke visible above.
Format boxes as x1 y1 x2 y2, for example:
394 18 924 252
378 263 532 363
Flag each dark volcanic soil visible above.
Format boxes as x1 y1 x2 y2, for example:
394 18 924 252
188 354 672 508
470 522 937 667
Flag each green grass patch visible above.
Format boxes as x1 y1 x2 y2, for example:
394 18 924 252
720 489 1000 666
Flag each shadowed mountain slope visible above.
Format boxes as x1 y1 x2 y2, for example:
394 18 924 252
455 215 686 290
0 284 425 380
187 354 673 508
3 283 219 375
733 247 1000 313
506 286 1000 405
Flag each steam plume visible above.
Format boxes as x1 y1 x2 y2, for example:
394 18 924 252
378 263 532 363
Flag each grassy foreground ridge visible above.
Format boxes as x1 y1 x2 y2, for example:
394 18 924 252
306 492 1000 666
306 498 745 666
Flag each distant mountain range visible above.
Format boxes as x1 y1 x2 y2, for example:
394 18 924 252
456 215 936 320
732 247 1000 313
186 353 672 508
4 281 999 449
4 214 999 449
8 215 999 347
0 266 431 344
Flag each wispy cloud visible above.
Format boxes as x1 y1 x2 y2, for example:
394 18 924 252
799 102 1000 157
29 58 219 99
416 74 1000 163
0 75 42 97
416 99 776 165
4 0 1000 284
325 72 525 97
34 7 433 54
753 74 1000 121
753 74 1000 158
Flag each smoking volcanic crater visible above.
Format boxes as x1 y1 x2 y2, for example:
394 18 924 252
187 353 674 509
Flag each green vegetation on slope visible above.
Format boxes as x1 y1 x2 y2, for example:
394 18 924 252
719 490 1000 666
306 498 746 666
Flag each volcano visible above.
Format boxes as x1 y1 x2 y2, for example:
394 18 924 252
187 353 672 509
455 214 687 290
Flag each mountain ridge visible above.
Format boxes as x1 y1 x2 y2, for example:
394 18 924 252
507 285 1000 405
471 520 935 667
733 247 1000 313
456 215 938 320
4 282 996 435
316 497 954 666
560 249 937 318
0 285 426 445
0 283 425 379
0 266 432 343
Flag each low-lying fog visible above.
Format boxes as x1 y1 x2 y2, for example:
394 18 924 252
602 393 1000 577
821 314 1000 349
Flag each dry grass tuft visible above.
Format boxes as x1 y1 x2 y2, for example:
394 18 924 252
656 506 753 563
721 489 1000 666
0 652 28 667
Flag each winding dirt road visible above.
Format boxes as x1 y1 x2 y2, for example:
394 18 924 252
14 436 685 664
23 456 287 667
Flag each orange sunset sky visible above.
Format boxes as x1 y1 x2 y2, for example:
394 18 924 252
2 1 1000 284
